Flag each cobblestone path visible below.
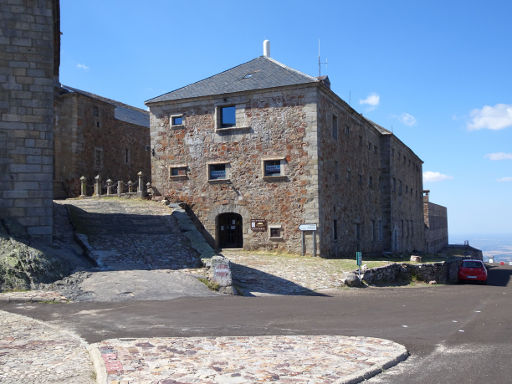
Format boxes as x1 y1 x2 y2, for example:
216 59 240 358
0 310 95 383
62 199 202 270
224 250 347 295
96 335 408 384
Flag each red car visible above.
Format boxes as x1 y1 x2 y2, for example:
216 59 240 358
458 260 488 284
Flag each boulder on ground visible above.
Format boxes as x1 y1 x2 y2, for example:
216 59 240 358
344 272 364 288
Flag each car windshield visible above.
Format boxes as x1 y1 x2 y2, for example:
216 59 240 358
462 261 483 268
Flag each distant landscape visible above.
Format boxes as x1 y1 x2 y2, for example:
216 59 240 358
450 234 512 263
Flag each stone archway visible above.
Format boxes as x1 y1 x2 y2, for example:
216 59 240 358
207 204 250 249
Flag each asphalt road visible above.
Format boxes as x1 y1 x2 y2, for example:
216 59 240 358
2 265 511 383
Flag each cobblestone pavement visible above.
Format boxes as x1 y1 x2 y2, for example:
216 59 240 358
96 335 408 384
61 199 202 270
224 250 347 295
0 310 95 384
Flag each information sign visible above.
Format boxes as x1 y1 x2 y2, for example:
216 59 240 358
299 223 317 231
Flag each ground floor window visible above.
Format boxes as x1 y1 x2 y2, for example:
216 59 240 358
208 163 228 180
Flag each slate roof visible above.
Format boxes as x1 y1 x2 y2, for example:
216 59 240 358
365 118 392 135
145 56 319 104
60 85 149 128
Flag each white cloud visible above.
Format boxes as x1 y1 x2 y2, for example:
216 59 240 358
497 177 512 182
399 112 417 126
485 152 512 161
423 171 453 182
468 104 512 130
76 63 89 71
359 93 380 107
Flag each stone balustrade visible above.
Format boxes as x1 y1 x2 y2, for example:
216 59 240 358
79 171 152 199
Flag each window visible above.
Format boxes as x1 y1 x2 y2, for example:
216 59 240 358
93 106 99 117
368 141 372 150
269 225 282 239
335 161 339 181
263 159 284 178
369 176 373 189
359 135 363 146
171 114 183 126
208 163 228 180
399 180 403 195
332 114 338 140
345 125 350 135
124 148 130 165
170 166 187 178
219 105 236 128
347 169 351 181
333 219 338 240
393 177 396 192
391 149 395 159
94 147 103 170
358 173 363 186
371 220 376 241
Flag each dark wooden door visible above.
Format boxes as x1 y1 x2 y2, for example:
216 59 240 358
218 213 243 248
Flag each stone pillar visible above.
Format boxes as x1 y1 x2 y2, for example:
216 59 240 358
146 182 152 197
79 176 87 198
137 171 144 198
94 175 101 197
127 180 133 193
106 179 113 196
117 180 123 197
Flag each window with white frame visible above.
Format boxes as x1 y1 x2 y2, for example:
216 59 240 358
170 165 188 178
170 114 184 127
262 158 285 178
269 225 283 239
208 162 229 181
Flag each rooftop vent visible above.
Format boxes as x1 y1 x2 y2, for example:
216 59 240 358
263 40 270 57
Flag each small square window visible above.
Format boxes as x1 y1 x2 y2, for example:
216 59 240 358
220 106 236 128
171 115 183 126
264 159 282 177
269 225 282 239
209 163 227 180
170 166 187 177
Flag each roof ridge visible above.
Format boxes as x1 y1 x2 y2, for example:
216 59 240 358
263 56 319 82
61 84 148 114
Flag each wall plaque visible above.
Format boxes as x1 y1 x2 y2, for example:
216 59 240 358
251 219 267 232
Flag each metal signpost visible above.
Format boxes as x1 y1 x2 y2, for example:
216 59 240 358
299 224 317 256
356 251 362 278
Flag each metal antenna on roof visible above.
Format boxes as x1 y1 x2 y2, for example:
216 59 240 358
318 39 328 77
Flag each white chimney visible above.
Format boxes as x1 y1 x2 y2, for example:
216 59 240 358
263 40 270 57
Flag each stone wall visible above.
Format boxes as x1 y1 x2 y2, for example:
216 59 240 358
149 85 319 253
424 195 448 253
0 0 57 240
316 88 385 257
362 261 459 285
54 91 151 197
387 136 425 253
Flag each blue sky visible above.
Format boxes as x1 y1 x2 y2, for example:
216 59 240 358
60 0 512 237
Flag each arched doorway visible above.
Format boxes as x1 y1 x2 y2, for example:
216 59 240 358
217 212 243 248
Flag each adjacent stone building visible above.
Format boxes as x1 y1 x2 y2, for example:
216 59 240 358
54 85 151 197
0 0 59 240
146 43 426 257
423 190 448 253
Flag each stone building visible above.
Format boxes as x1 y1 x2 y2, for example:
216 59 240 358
146 43 426 257
423 190 448 253
54 85 151 198
0 0 59 240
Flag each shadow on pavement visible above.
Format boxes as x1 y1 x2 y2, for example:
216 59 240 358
485 265 511 287
230 263 328 297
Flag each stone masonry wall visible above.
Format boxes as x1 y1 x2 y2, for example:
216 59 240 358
0 0 56 240
388 137 425 253
149 85 319 254
54 92 151 197
424 200 448 253
317 88 384 257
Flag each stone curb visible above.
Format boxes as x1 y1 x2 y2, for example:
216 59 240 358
87 344 107 384
340 350 409 384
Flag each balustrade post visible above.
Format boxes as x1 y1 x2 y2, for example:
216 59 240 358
117 180 123 197
137 171 144 197
94 174 101 197
127 180 133 193
80 176 86 198
106 179 113 196
146 182 152 198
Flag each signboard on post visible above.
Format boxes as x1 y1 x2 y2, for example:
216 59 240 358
356 251 362 266
299 223 317 231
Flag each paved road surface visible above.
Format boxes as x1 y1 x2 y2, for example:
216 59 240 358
2 265 510 383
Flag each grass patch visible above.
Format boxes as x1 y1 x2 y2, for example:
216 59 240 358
197 277 220 291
